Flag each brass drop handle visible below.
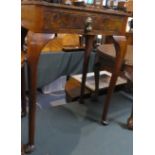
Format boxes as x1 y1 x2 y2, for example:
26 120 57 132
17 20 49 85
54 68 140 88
85 17 93 33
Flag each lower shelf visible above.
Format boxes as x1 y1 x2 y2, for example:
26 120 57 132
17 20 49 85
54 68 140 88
65 71 127 102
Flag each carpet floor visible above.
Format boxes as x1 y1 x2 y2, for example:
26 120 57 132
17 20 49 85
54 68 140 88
21 91 133 155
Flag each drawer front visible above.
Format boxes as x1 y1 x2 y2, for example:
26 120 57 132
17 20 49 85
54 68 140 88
43 8 127 35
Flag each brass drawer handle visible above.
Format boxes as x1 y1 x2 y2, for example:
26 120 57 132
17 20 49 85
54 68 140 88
85 17 93 33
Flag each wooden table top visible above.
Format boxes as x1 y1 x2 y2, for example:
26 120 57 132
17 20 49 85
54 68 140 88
21 1 131 35
22 1 131 16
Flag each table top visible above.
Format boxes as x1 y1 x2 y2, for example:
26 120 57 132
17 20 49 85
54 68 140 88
21 1 131 35
22 1 131 17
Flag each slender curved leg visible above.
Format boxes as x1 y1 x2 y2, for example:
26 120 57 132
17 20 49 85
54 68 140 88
101 36 127 125
127 107 133 130
21 64 27 117
21 144 25 155
24 31 54 153
79 35 95 103
92 54 100 101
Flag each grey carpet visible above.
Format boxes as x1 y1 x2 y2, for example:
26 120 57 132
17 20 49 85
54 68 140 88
21 91 133 155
